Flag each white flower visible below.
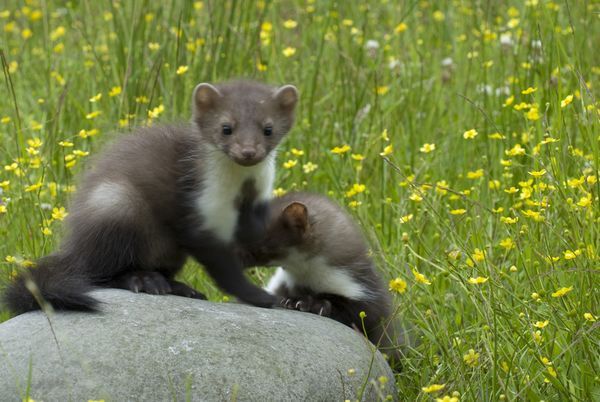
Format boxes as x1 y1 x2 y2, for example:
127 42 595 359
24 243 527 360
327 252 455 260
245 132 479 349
388 58 401 70
365 39 380 51
500 34 513 47
477 84 493 95
495 86 511 96
441 57 454 68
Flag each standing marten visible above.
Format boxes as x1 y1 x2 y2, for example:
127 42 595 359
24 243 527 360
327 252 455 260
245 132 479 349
4 80 298 314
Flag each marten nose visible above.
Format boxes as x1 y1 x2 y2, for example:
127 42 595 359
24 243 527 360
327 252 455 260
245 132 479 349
241 148 256 159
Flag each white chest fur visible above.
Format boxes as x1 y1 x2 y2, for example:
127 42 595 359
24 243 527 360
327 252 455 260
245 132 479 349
266 250 370 300
196 151 275 243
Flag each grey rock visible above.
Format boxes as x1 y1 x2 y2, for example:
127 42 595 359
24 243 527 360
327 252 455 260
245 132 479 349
0 289 396 401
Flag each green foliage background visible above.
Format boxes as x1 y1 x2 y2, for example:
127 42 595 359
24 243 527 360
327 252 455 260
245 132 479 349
0 0 598 400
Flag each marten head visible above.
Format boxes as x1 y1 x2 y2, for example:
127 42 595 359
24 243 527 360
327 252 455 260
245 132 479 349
245 201 310 264
192 80 298 166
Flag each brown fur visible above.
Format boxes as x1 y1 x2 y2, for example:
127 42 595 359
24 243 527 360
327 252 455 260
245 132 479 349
3 80 298 314
241 192 412 368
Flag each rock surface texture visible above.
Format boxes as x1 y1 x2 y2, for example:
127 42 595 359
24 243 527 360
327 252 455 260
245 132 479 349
0 289 395 401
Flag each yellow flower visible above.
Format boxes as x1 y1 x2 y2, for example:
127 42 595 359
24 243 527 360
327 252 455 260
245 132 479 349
551 286 573 298
376 86 389 95
528 169 546 178
331 144 351 154
499 237 515 250
282 47 296 57
534 320 549 329
52 207 68 221
290 148 304 156
148 104 164 119
419 143 436 153
394 22 408 33
560 94 573 108
27 138 43 148
433 10 445 21
400 214 413 223
468 276 488 285
89 93 102 102
463 129 478 139
109 86 122 97
488 132 505 140
41 227 53 236
412 269 431 285
521 86 537 94
21 28 33 39
283 19 297 29
380 144 393 156
463 349 480 367
283 159 297 169
1 116 11 124
472 248 485 262
148 42 160 51
422 383 445 393
389 278 407 294
256 61 267 71
504 187 519 194
436 396 458 402
584 313 597 322
409 192 423 202
25 182 43 192
273 187 286 197
505 144 526 156
503 95 514 107
59 141 74 147
450 209 466 215
563 250 580 260
302 162 318 174
467 169 484 179
50 26 66 41
351 154 365 161
86 111 102 119
576 194 592 208
526 107 540 121
348 200 362 209
567 176 584 188
345 183 366 197
176 65 189 75
522 209 544 222
0 205 6 214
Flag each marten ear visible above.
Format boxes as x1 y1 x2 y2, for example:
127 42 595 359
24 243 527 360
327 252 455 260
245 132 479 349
281 202 308 235
273 85 298 111
193 83 222 116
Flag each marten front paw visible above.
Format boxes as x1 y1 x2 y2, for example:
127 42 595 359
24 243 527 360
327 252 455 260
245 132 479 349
168 280 207 300
281 295 332 317
110 271 172 295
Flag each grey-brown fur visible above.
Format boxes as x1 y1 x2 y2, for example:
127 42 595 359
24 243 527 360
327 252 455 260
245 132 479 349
241 192 410 368
3 80 298 314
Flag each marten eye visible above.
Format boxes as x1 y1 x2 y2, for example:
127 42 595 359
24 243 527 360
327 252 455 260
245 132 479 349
263 126 273 136
222 124 233 135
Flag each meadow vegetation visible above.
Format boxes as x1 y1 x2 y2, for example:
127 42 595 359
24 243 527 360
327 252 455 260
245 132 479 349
0 0 598 400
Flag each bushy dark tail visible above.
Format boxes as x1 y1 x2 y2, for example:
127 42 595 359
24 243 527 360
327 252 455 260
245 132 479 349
2 255 99 315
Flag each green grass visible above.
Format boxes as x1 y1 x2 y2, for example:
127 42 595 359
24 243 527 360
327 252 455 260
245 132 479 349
1 0 599 400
